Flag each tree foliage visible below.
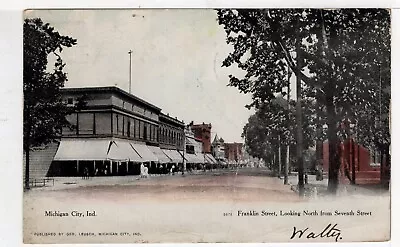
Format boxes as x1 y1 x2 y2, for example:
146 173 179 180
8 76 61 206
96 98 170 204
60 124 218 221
242 96 317 164
217 9 390 192
23 18 77 150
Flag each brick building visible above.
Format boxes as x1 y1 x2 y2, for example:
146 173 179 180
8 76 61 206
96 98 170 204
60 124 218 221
224 142 244 163
189 122 212 153
322 139 390 185
188 122 217 166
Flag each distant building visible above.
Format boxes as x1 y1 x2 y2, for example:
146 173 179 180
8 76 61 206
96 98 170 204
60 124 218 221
224 142 244 163
189 122 212 153
184 125 205 165
211 134 225 161
188 122 217 166
322 139 389 185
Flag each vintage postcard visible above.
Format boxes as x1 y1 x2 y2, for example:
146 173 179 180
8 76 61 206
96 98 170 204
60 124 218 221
22 9 391 244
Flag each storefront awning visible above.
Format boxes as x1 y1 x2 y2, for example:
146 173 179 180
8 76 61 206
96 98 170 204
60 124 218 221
108 141 143 162
148 146 172 163
184 153 205 164
162 149 184 163
130 143 158 162
54 139 110 161
205 153 218 164
186 137 198 146
178 151 207 164
177 151 188 161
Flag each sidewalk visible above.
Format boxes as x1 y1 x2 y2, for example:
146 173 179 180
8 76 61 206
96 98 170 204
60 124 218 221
284 173 389 197
25 169 229 192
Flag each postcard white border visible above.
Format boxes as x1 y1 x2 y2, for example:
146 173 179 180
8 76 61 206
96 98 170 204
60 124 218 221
0 1 399 247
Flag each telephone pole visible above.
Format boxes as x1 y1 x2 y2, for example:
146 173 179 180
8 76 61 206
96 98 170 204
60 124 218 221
284 68 291 185
296 16 305 197
128 49 133 94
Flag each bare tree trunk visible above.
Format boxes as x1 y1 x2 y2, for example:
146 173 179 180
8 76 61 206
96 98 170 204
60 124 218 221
326 94 340 194
24 105 31 190
284 146 289 184
24 124 31 190
25 148 30 190
295 20 304 197
351 139 356 184
284 68 291 185
278 135 282 178
315 103 323 163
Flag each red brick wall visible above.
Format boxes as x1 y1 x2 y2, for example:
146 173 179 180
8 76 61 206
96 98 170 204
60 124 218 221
191 124 212 153
322 139 380 184
224 143 244 162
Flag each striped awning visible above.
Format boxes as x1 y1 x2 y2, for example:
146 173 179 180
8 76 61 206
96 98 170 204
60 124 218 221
205 153 218 164
186 137 198 146
148 146 172 163
54 139 149 162
130 143 158 162
162 149 184 163
54 139 110 161
108 141 143 162
186 153 205 164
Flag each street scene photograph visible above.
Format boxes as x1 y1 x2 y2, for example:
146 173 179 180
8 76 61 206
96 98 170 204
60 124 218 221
23 9 391 243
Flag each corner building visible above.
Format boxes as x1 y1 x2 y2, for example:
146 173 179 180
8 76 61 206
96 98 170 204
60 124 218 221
49 86 185 176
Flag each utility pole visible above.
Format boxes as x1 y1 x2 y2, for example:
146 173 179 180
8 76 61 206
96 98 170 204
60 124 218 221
378 63 384 186
278 135 282 178
182 128 186 176
296 16 305 197
284 68 291 185
128 49 133 94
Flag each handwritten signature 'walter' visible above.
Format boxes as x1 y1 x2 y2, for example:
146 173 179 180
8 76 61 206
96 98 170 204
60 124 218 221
290 223 342 242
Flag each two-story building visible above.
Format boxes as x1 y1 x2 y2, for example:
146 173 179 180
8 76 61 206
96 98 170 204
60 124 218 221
184 125 205 169
189 122 217 167
47 86 184 176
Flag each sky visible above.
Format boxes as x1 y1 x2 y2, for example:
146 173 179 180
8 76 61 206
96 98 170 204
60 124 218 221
25 9 255 143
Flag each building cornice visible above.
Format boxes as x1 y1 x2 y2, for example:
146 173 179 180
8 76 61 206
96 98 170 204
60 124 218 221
61 86 162 112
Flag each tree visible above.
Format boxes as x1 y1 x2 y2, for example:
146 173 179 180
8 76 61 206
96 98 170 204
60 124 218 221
217 9 390 194
242 97 317 174
24 18 77 189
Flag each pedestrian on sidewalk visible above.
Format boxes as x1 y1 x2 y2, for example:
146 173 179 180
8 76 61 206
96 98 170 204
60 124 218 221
140 163 145 178
144 166 149 178
83 167 89 180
